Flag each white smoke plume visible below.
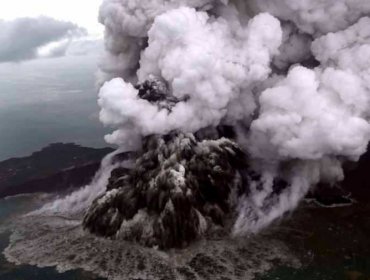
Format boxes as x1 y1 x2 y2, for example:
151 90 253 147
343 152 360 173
240 16 370 231
94 0 370 235
46 0 370 237
99 7 282 146
247 0 370 35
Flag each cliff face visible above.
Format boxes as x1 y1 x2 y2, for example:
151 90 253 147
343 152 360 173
0 143 113 198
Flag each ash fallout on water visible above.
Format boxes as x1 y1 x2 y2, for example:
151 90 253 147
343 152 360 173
41 0 370 249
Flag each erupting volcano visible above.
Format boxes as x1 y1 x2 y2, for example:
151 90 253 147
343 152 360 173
79 0 370 248
4 0 370 279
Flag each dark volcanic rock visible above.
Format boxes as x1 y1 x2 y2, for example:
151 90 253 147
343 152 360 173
134 75 187 111
83 132 247 249
0 143 113 198
307 183 353 207
106 167 131 191
307 144 370 206
342 144 370 203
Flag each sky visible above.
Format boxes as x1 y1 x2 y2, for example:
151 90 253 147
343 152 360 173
0 0 108 159
0 0 103 35
0 0 105 62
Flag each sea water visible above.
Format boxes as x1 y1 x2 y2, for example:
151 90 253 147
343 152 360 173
0 55 110 161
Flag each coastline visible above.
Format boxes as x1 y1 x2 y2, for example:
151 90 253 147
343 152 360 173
0 143 113 199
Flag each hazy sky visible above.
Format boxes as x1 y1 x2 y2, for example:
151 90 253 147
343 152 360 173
0 0 107 159
0 0 103 34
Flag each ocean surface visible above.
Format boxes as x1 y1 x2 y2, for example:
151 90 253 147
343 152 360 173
0 55 111 161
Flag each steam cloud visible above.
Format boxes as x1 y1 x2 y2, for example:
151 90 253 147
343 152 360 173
93 0 370 236
41 0 370 241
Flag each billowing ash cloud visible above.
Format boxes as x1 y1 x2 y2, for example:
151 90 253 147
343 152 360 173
34 0 370 247
0 17 86 62
247 0 370 35
98 7 281 146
